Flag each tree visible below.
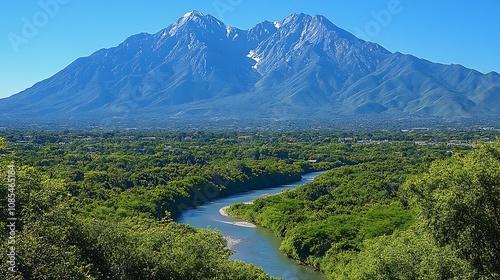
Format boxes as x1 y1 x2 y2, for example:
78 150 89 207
0 137 5 150
404 145 500 277
328 228 476 280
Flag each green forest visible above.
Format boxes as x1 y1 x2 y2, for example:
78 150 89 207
0 130 498 279
228 136 500 279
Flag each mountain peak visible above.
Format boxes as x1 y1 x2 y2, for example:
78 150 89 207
182 10 204 20
1 12 498 125
165 10 226 38
278 13 343 34
281 13 330 24
281 13 309 25
176 10 211 25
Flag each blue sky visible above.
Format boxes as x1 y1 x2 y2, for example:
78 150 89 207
1 0 499 98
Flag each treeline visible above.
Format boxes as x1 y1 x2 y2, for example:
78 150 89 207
0 132 323 279
0 131 493 279
0 130 372 279
229 142 500 279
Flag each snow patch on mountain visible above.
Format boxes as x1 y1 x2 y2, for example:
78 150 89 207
247 51 261 69
1 11 499 124
183 10 204 18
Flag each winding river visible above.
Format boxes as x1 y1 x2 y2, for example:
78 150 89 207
176 172 327 280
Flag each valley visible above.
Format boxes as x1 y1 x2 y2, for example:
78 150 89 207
1 130 498 279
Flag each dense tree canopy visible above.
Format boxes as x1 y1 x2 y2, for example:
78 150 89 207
0 130 496 279
229 140 499 279
404 145 500 278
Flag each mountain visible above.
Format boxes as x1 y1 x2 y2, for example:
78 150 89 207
1 11 499 127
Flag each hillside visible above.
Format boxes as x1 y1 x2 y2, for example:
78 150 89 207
1 12 499 126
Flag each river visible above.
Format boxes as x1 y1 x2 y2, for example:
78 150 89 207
176 171 327 280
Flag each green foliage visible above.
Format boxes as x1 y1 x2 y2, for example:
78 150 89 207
404 145 500 278
328 228 477 280
229 144 431 271
0 167 94 279
229 141 500 279
0 130 493 279
76 218 266 279
2 132 301 279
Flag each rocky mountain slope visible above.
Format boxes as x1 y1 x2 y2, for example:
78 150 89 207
1 11 499 125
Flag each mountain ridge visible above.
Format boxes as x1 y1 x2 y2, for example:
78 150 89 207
1 11 499 126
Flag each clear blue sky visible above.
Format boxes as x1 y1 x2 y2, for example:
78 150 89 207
1 0 499 98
